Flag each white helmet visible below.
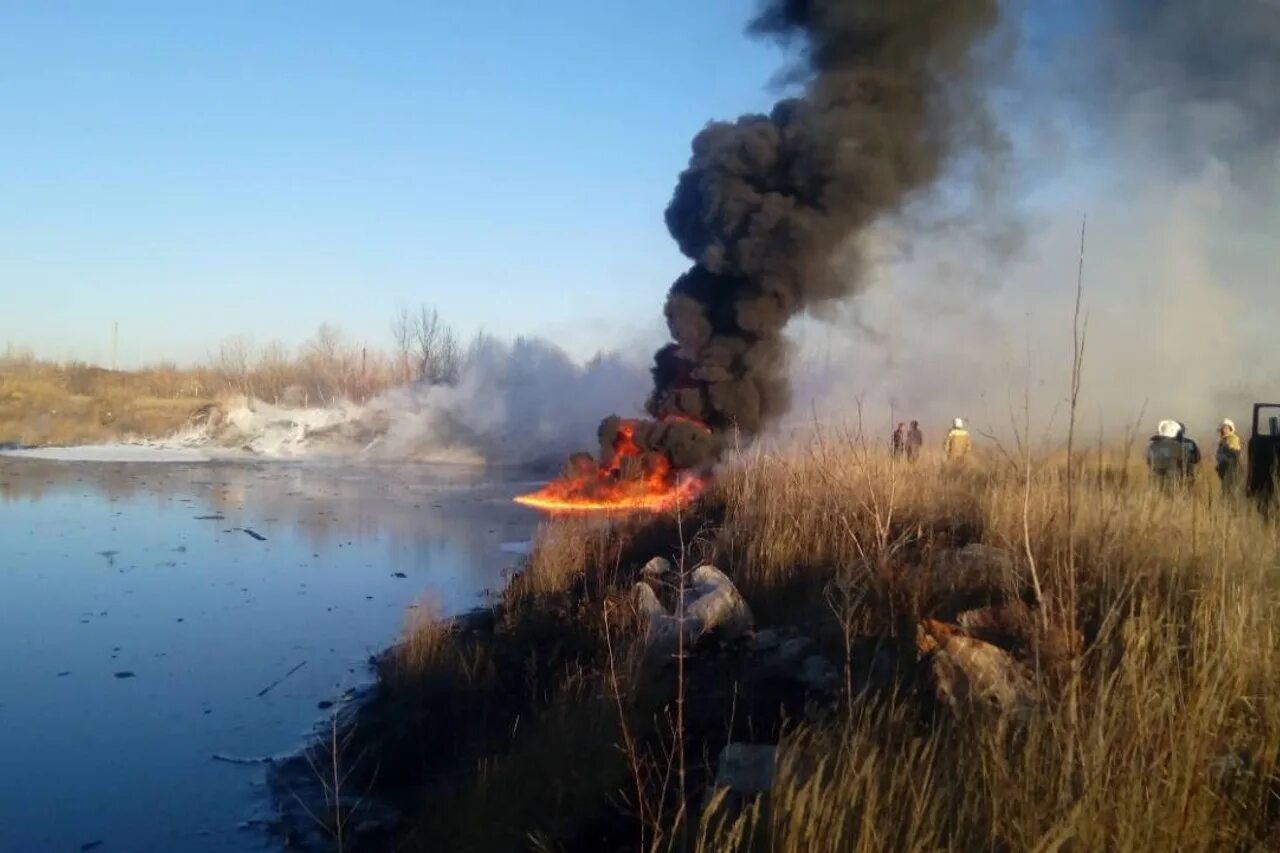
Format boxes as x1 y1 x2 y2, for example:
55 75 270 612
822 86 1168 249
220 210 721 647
952 417 964 429
1157 419 1180 439
1221 418 1235 433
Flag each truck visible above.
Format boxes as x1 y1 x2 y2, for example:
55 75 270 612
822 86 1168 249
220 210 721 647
1247 403 1280 510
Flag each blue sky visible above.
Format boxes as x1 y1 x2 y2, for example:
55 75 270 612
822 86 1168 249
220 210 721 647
0 1 787 366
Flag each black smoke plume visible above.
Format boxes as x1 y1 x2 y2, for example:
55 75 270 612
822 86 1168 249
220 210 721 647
632 0 1001 467
567 0 1004 480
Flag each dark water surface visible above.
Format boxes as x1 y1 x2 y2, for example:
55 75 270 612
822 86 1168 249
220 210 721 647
0 458 539 852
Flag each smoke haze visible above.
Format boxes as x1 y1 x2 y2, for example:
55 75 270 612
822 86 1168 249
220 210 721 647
785 0 1280 446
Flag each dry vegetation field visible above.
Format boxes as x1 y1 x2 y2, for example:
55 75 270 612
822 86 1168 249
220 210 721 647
0 358 213 446
312 433 1280 852
0 310 460 447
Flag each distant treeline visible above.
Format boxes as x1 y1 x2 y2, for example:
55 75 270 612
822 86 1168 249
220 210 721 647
0 306 462 445
1 304 463 409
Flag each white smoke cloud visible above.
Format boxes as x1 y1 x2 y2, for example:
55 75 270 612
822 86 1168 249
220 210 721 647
365 335 650 466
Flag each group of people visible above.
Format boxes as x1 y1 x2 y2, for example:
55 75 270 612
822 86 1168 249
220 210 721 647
892 418 973 462
892 415 1244 491
1146 418 1243 492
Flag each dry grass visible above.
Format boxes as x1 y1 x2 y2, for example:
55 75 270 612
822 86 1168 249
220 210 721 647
696 432 1280 852
388 603 458 690
0 332 409 445
365 426 1280 852
0 361 212 445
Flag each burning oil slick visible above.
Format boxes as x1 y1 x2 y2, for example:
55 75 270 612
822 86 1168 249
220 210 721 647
513 417 713 512
518 0 1003 511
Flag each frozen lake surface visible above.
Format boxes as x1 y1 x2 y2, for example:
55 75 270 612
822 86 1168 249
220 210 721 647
0 457 541 851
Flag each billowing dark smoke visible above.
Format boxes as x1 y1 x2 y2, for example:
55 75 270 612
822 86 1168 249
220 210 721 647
624 0 1001 468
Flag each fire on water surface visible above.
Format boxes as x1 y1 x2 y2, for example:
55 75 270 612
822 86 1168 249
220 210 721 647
513 474 705 513
514 420 709 513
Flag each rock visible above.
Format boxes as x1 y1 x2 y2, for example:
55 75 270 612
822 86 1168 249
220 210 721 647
800 655 841 693
683 566 753 642
641 556 672 579
956 600 1035 649
917 619 1035 716
634 565 754 665
750 629 780 652
713 743 777 795
634 582 682 663
775 637 811 666
634 581 666 618
920 544 1021 610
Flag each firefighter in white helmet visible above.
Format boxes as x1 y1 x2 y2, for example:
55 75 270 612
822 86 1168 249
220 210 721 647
944 417 971 461
1147 419 1195 486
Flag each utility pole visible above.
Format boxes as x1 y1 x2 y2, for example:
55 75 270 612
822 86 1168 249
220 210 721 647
112 322 119 371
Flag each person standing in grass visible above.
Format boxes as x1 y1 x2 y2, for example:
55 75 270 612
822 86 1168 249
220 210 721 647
1216 418 1243 493
1147 419 1193 487
907 420 924 462
944 418 971 462
892 422 907 460
1176 422 1201 478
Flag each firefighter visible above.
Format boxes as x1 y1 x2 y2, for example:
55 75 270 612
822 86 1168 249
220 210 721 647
1176 422 1202 474
1216 418 1243 493
944 418 971 461
1147 419 1193 486
892 422 907 459
907 420 924 462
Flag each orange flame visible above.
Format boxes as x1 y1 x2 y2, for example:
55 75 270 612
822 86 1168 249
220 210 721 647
514 422 707 513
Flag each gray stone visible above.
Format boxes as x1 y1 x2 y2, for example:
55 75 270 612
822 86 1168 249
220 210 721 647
641 556 672 579
920 544 1020 603
635 566 754 665
918 620 1035 717
713 743 777 795
750 629 780 651
776 637 811 665
682 565 753 641
800 654 841 692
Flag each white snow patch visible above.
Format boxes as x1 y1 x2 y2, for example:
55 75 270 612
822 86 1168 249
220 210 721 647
1 444 212 463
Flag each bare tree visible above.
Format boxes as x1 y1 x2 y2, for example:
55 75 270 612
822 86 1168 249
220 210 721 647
396 306 460 386
255 340 294 403
214 336 254 393
303 323 356 403
390 306 415 384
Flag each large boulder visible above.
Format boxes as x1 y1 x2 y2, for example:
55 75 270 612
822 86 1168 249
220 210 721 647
917 619 1036 717
634 564 753 665
713 743 777 795
917 544 1022 612
683 566 753 641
